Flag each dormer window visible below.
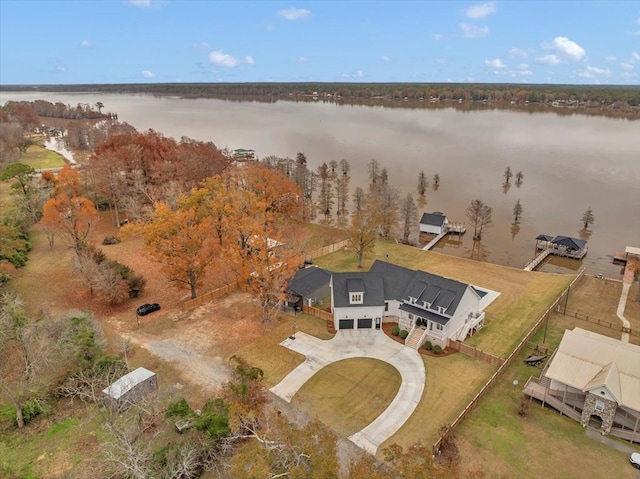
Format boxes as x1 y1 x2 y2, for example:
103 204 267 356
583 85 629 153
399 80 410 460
410 297 416 304
350 293 363 304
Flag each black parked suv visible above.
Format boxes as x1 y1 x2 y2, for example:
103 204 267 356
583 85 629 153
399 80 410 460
136 303 161 316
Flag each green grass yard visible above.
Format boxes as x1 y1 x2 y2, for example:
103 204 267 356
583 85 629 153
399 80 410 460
19 144 66 170
293 358 401 437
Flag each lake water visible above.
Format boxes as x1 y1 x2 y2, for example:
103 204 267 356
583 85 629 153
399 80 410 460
2 91 639 278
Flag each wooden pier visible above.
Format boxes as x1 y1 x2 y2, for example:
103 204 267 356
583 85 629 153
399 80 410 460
524 248 551 271
422 224 467 251
524 234 588 271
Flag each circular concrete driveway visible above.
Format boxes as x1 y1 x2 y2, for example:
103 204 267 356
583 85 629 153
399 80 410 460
269 329 425 454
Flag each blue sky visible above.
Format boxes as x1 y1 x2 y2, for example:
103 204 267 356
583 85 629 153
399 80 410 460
1 0 639 85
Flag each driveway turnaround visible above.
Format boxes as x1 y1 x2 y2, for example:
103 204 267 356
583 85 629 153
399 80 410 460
269 329 425 454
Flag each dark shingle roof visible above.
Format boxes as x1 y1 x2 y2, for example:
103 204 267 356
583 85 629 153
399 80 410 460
551 236 587 250
346 278 365 293
420 212 447 227
287 267 331 297
332 272 385 308
399 303 451 325
369 260 413 300
536 234 554 241
335 260 470 317
407 270 469 316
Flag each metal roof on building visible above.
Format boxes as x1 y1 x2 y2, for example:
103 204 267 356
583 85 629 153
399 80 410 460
102 367 156 400
545 328 640 412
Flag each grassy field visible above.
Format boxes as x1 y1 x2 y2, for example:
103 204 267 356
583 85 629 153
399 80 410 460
314 240 574 358
19 144 66 169
293 358 401 437
385 353 496 449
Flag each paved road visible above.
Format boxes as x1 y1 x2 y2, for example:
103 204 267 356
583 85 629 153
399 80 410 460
269 329 425 454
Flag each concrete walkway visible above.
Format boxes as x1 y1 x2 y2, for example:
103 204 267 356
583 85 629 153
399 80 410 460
617 282 632 343
269 329 425 454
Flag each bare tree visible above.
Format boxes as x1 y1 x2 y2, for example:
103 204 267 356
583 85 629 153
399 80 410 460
400 194 418 244
466 199 493 240
503 166 513 184
0 293 76 428
417 171 428 196
349 193 384 268
368 158 380 186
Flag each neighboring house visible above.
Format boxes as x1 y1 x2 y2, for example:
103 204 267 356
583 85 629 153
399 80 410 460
419 211 449 235
286 266 331 309
233 148 256 162
102 367 158 411
524 328 640 443
330 260 486 347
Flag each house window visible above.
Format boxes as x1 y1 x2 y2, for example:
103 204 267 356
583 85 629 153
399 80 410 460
595 400 605 412
350 293 362 303
384 302 389 312
408 313 414 320
437 306 445 314
435 323 443 331
410 297 416 304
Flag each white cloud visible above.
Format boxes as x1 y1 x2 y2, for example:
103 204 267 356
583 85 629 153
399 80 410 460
209 50 240 68
342 71 364 79
543 36 586 61
485 58 506 69
194 41 210 50
579 66 610 79
55 65 66 73
459 23 489 38
382 55 390 62
436 57 447 64
509 47 529 57
605 55 618 62
142 70 155 78
621 71 639 82
517 63 530 70
432 33 444 41
80 39 92 48
266 24 275 31
128 0 151 7
535 54 561 65
637 17 640 24
620 62 634 70
466 2 496 19
278 7 310 20
295 56 309 63
244 56 255 65
632 51 640 61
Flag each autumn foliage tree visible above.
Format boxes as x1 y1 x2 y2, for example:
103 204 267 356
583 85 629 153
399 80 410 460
41 192 98 252
143 200 218 299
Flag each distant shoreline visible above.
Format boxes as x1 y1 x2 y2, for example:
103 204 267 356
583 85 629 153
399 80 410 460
2 82 639 120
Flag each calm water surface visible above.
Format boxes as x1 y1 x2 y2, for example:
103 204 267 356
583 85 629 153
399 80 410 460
2 91 639 278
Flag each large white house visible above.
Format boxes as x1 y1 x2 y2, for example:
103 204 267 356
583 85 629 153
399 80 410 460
330 260 487 348
524 328 640 443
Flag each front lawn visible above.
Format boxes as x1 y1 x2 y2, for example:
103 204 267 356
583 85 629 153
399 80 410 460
293 358 401 437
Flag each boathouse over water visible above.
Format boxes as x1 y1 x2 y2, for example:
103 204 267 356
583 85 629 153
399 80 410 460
535 235 588 259
524 235 588 271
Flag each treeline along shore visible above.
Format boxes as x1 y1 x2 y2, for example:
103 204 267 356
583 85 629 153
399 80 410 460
2 82 639 119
